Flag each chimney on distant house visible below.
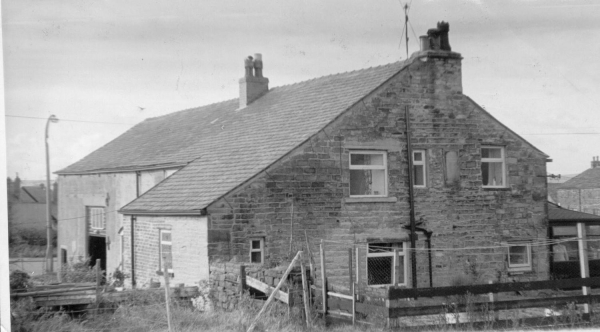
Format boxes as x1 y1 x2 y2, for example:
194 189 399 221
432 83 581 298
592 156 600 168
239 53 269 109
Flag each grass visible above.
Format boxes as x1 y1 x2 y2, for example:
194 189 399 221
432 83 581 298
9 243 55 258
9 288 600 332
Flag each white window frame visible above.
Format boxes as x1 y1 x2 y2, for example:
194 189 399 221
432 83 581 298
88 207 106 230
481 146 506 188
412 150 427 188
349 150 388 197
250 238 264 264
507 243 532 272
366 242 407 287
158 229 174 274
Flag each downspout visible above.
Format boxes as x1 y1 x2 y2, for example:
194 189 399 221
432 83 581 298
131 215 136 288
131 171 141 288
405 105 418 289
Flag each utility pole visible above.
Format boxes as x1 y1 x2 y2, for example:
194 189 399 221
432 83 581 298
45 114 59 273
404 4 410 59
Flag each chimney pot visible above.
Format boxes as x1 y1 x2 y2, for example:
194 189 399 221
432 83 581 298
419 36 430 51
239 53 269 108
253 53 264 78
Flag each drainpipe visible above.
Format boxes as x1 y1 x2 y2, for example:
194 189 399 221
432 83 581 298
131 215 136 288
405 105 418 289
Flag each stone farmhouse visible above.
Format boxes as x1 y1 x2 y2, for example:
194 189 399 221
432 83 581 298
557 157 600 215
57 25 551 290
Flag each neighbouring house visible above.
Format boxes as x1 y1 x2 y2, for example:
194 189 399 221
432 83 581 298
548 202 600 280
556 157 600 215
8 176 57 237
58 23 550 290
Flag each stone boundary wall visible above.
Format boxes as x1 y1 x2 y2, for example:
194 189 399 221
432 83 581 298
209 262 304 310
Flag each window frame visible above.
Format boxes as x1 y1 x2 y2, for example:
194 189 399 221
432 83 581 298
349 150 388 197
412 150 427 188
481 146 506 188
87 206 106 230
158 229 174 275
366 242 407 287
250 238 265 264
507 243 532 272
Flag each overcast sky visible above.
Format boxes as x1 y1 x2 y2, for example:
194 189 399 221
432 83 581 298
2 0 599 181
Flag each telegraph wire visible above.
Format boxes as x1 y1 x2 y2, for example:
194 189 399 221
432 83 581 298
5 114 134 125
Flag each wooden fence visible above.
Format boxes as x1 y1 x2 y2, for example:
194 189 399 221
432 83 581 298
316 276 600 328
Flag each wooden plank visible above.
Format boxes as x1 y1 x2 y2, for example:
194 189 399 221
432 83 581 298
327 296 388 317
300 258 311 327
36 298 95 306
245 276 289 304
12 286 97 298
328 291 353 300
247 251 301 332
388 277 600 300
388 294 600 318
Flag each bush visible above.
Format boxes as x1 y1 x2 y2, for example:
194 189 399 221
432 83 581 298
10 270 31 293
61 258 102 284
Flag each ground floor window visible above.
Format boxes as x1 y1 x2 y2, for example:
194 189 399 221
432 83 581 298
367 242 406 286
159 229 173 276
250 238 264 264
507 243 532 272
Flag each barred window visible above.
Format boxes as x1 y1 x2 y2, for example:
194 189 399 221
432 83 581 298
367 242 406 286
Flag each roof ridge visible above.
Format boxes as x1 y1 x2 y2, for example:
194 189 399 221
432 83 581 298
268 61 404 91
144 97 239 122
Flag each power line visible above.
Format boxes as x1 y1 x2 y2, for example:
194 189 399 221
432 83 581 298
5 114 134 125
521 132 600 136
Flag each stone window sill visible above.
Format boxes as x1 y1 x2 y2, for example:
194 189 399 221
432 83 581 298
483 187 511 191
344 197 398 204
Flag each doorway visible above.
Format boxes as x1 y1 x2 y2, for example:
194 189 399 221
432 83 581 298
88 235 106 271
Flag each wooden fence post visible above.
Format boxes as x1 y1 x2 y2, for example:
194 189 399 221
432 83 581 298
300 254 311 327
95 258 101 315
348 248 353 291
239 265 246 295
247 251 302 332
320 240 327 324
488 280 499 321
352 282 356 326
355 247 360 285
163 257 173 332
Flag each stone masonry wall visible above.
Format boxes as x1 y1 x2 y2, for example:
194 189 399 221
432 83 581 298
206 50 549 291
209 261 301 310
557 188 600 215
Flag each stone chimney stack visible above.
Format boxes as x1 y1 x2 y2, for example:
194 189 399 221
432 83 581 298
239 53 269 109
592 156 600 168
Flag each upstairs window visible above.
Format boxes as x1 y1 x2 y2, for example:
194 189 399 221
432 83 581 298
87 207 106 231
250 239 264 264
349 151 387 197
412 150 427 187
507 243 532 272
481 146 506 187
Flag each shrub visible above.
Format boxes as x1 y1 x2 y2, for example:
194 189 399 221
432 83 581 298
61 258 102 284
10 270 31 293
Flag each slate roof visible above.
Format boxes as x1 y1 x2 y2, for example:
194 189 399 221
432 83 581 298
559 167 600 190
548 202 600 222
81 61 407 213
21 186 49 203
